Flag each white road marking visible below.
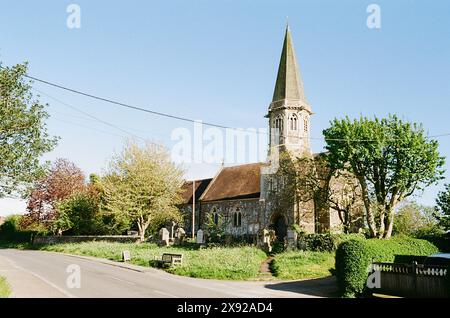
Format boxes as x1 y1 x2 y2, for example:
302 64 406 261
152 289 178 298
3 256 76 298
107 275 136 286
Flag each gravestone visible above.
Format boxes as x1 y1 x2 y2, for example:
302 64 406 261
170 221 177 240
258 229 274 253
159 227 170 246
286 230 297 249
174 227 186 245
122 250 131 262
196 229 204 244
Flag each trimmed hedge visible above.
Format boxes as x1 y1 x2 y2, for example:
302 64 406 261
297 233 366 252
335 238 439 297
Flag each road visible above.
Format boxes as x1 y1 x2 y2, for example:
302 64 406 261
0 249 337 298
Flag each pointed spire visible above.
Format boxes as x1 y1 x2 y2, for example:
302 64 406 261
272 25 309 109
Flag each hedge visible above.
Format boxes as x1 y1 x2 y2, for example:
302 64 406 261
335 237 439 297
297 233 366 252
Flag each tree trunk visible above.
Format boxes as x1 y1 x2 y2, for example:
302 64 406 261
383 192 400 239
383 208 395 239
137 217 144 243
358 177 377 237
137 216 152 243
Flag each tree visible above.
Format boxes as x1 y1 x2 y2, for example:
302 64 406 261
102 141 184 242
22 158 85 233
55 191 98 235
268 151 317 231
0 63 58 197
204 213 230 243
270 152 363 234
323 115 445 238
327 169 364 234
435 184 450 232
394 202 440 237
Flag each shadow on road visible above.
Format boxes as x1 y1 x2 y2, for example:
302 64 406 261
265 276 340 298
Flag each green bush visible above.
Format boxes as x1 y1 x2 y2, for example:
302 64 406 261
335 237 439 297
418 233 450 252
0 215 34 243
298 233 365 252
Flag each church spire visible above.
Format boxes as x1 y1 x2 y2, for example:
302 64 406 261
272 25 310 111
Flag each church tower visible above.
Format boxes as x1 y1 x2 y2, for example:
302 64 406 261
267 25 312 158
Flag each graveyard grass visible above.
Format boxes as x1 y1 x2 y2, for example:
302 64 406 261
271 250 335 280
34 241 268 280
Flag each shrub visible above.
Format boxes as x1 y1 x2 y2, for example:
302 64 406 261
335 237 439 297
393 202 441 237
297 233 365 252
0 215 34 243
417 233 450 252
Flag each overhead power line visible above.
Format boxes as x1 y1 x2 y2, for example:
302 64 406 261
24 73 232 130
34 88 146 142
1 65 449 143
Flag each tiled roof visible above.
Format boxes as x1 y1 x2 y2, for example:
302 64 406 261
200 163 261 202
180 178 212 204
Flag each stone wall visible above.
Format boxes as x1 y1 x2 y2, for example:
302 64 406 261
33 235 141 245
179 204 201 235
201 199 261 236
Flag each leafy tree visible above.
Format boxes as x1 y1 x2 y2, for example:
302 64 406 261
327 169 364 234
394 202 440 237
269 152 363 234
267 151 317 232
435 184 450 232
323 115 445 238
55 191 98 235
0 63 58 197
102 141 184 242
22 158 85 233
204 213 230 243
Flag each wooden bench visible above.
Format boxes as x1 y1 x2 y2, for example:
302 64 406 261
153 253 183 268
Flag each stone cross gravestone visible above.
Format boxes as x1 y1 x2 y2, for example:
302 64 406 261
170 221 177 240
174 227 186 245
196 229 204 244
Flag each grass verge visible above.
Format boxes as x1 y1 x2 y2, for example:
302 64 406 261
271 250 335 280
1 240 336 281
0 276 11 298
32 241 268 281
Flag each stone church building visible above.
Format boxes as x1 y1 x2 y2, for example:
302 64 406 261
180 26 357 241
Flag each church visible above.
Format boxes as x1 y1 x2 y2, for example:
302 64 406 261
180 26 355 241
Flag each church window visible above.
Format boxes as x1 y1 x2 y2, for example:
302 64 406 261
290 114 298 131
233 208 242 227
304 117 309 133
211 208 219 225
275 116 283 132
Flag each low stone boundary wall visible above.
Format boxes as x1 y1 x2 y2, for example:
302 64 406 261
33 235 141 245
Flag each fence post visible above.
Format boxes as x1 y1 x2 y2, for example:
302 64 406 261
412 261 418 297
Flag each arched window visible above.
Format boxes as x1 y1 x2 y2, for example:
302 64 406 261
233 208 242 227
275 116 283 132
290 114 298 131
304 117 309 133
211 208 219 225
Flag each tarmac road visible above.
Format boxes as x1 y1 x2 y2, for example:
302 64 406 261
0 249 337 298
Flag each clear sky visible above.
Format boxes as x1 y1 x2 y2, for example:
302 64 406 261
1 0 449 216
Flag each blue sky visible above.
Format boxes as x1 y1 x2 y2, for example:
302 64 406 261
1 0 449 215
